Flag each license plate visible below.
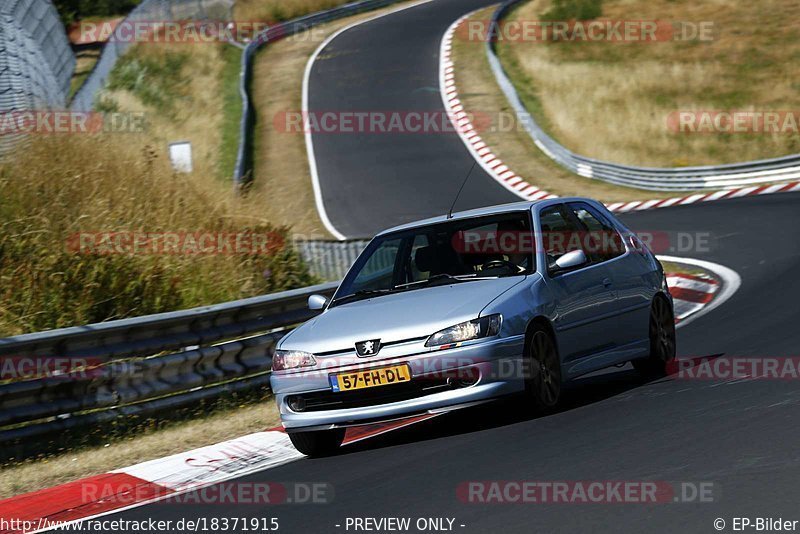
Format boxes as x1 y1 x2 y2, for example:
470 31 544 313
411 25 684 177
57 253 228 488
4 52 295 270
329 364 411 392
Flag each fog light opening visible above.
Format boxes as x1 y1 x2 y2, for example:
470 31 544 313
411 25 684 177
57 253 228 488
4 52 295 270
287 395 306 412
447 368 480 388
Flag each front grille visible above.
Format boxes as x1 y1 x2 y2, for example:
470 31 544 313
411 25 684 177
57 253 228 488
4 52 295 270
287 376 459 412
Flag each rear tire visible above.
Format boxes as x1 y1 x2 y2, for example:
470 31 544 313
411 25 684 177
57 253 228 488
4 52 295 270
633 296 676 378
288 428 345 457
524 324 562 412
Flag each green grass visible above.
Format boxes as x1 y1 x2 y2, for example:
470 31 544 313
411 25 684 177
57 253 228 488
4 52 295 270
218 44 244 182
105 48 192 116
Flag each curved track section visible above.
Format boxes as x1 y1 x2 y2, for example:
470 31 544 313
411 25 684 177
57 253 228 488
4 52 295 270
305 0 519 238
78 192 800 534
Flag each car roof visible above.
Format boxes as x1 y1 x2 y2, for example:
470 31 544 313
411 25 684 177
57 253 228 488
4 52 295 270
375 197 600 236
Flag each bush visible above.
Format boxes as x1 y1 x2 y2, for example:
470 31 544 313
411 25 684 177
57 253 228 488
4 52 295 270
542 0 603 21
53 0 142 26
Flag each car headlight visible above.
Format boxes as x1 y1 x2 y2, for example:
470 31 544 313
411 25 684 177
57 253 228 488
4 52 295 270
272 349 316 371
425 314 502 348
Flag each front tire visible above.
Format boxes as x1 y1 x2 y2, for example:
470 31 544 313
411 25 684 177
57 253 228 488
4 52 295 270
288 428 345 456
524 325 562 412
634 296 676 378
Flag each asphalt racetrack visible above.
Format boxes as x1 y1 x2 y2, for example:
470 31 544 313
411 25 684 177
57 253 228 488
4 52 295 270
307 0 517 238
77 191 800 533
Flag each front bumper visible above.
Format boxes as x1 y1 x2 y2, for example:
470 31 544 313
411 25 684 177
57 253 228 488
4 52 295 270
271 335 525 430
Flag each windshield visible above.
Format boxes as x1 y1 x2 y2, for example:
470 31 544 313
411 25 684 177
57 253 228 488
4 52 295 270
332 212 535 306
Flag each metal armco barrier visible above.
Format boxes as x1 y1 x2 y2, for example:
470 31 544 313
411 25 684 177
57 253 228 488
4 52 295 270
295 239 370 280
0 281 338 446
487 1 800 192
234 0 404 184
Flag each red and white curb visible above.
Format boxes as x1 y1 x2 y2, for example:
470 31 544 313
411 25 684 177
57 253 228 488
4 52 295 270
440 13 800 213
440 13 557 202
0 416 440 534
659 255 741 329
605 181 800 214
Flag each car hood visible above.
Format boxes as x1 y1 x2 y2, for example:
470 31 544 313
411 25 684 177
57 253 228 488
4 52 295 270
279 277 526 354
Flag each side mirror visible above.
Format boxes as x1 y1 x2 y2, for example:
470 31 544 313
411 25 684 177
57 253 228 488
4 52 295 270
308 294 328 311
550 249 588 274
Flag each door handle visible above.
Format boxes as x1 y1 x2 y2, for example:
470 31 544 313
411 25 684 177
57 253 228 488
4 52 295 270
602 277 612 288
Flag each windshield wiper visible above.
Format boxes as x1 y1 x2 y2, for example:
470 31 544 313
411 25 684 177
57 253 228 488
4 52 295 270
331 288 398 306
393 273 484 290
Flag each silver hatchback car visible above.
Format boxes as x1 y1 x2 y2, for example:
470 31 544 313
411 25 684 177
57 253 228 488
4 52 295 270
271 198 675 455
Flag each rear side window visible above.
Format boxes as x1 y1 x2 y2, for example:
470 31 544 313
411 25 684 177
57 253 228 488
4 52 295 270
568 203 626 263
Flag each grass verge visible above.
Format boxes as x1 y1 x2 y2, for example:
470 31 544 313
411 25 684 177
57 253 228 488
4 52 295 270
219 44 245 182
249 0 428 238
497 0 800 167
452 7 684 203
68 48 101 102
0 134 317 337
661 260 706 278
0 391 280 499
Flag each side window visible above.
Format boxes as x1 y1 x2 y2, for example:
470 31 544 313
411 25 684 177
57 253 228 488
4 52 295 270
568 203 625 263
539 205 581 270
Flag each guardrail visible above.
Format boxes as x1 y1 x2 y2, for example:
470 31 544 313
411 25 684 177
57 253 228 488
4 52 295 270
0 281 338 452
295 239 370 280
233 0 404 185
487 1 800 192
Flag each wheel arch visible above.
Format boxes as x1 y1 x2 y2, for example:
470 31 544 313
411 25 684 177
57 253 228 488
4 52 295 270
523 315 558 355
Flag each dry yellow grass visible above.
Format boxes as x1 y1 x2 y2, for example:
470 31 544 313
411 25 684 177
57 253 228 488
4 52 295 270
0 134 315 336
0 401 280 499
452 7 681 202
500 0 800 166
250 30 331 237
98 42 228 182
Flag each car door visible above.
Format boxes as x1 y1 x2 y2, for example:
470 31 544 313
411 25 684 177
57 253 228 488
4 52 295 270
537 204 619 366
567 201 651 351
